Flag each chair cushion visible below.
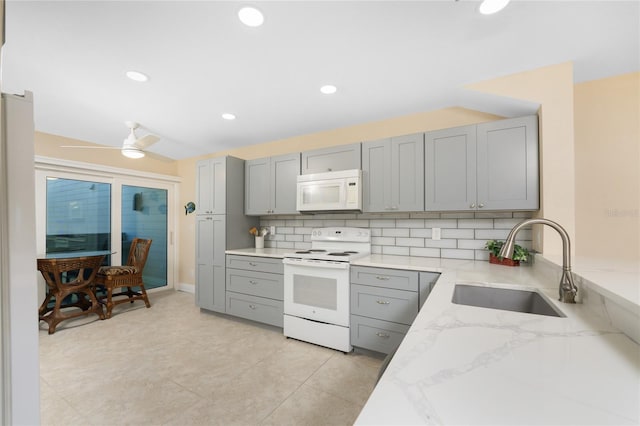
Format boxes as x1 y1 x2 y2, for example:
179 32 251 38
98 266 139 276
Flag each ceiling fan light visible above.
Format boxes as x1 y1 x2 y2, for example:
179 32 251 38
320 85 337 95
122 148 145 159
479 0 511 15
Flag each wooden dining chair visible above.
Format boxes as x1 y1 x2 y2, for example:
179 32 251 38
37 254 106 334
94 238 152 319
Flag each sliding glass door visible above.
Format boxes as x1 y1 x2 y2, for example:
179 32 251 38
122 185 167 290
35 165 176 299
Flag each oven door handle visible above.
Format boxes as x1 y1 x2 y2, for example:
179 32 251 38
283 257 350 270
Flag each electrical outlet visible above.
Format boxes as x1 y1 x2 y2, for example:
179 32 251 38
270 226 276 235
432 227 441 240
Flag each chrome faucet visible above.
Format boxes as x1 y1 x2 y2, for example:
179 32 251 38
498 218 577 303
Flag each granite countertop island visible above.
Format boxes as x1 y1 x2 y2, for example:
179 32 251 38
225 248 639 424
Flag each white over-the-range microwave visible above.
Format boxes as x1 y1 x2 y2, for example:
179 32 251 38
296 169 362 212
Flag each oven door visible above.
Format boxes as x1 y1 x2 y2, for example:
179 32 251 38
283 258 350 327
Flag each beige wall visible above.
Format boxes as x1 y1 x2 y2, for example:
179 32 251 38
35 132 179 176
467 63 576 259
574 72 640 261
176 107 502 285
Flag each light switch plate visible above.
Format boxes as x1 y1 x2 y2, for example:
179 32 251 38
270 226 276 235
432 227 441 240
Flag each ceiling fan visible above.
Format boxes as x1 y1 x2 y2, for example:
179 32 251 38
62 121 169 160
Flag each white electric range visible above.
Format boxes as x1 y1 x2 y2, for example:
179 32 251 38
282 227 371 352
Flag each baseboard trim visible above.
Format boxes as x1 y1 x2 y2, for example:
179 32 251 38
178 283 195 294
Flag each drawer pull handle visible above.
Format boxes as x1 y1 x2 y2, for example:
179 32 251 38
249 262 257 266
249 304 256 310
376 332 390 339
249 280 258 285
375 276 390 281
376 300 390 305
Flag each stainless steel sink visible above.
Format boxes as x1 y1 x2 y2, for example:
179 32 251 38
452 284 565 317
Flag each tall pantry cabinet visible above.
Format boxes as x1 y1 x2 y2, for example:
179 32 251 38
195 156 257 312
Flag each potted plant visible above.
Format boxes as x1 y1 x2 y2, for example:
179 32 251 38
485 239 529 267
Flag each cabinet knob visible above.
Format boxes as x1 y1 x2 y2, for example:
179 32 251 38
327 168 332 171
249 262 257 266
376 300 391 305
470 203 476 209
478 203 484 208
376 332 390 339
249 280 258 285
375 276 390 281
249 304 256 310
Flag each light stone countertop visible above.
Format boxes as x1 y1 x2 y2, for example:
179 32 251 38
224 248 639 424
353 255 640 425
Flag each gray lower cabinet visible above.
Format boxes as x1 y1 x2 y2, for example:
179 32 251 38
301 143 361 174
225 255 284 327
362 133 424 212
425 115 539 211
350 266 440 354
196 215 226 312
245 153 300 215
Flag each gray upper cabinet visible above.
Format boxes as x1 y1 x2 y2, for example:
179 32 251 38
245 153 300 215
301 143 361 174
196 157 234 215
363 133 424 212
476 115 539 210
425 125 477 211
425 115 539 211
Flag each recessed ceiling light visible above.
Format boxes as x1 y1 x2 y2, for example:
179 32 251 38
238 6 264 27
222 113 236 120
320 85 337 95
125 71 149 82
479 0 511 15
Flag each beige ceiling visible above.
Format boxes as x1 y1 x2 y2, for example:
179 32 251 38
2 0 639 160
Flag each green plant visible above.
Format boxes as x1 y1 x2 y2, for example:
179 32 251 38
485 239 529 262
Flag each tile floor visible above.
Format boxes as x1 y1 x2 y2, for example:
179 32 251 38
39 290 384 426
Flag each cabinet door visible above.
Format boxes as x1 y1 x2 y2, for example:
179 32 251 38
362 139 392 212
210 157 227 214
391 133 424 211
425 125 477 211
245 158 270 215
195 216 226 312
301 143 361 174
476 115 539 210
270 153 300 214
195 160 213 214
419 272 440 309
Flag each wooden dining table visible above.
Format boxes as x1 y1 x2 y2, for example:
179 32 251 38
37 251 109 334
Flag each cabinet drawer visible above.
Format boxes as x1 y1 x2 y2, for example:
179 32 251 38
226 255 284 274
351 266 419 292
225 292 283 328
226 269 283 300
351 284 418 325
350 315 409 355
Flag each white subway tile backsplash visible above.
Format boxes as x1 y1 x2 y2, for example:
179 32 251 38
474 229 511 240
260 211 533 260
441 229 474 239
395 237 425 247
396 219 425 228
410 247 440 258
457 239 487 250
383 246 410 256
383 228 410 237
424 239 457 248
441 248 475 260
372 236 395 246
458 219 493 229
410 228 431 238
424 219 458 228
370 219 395 228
